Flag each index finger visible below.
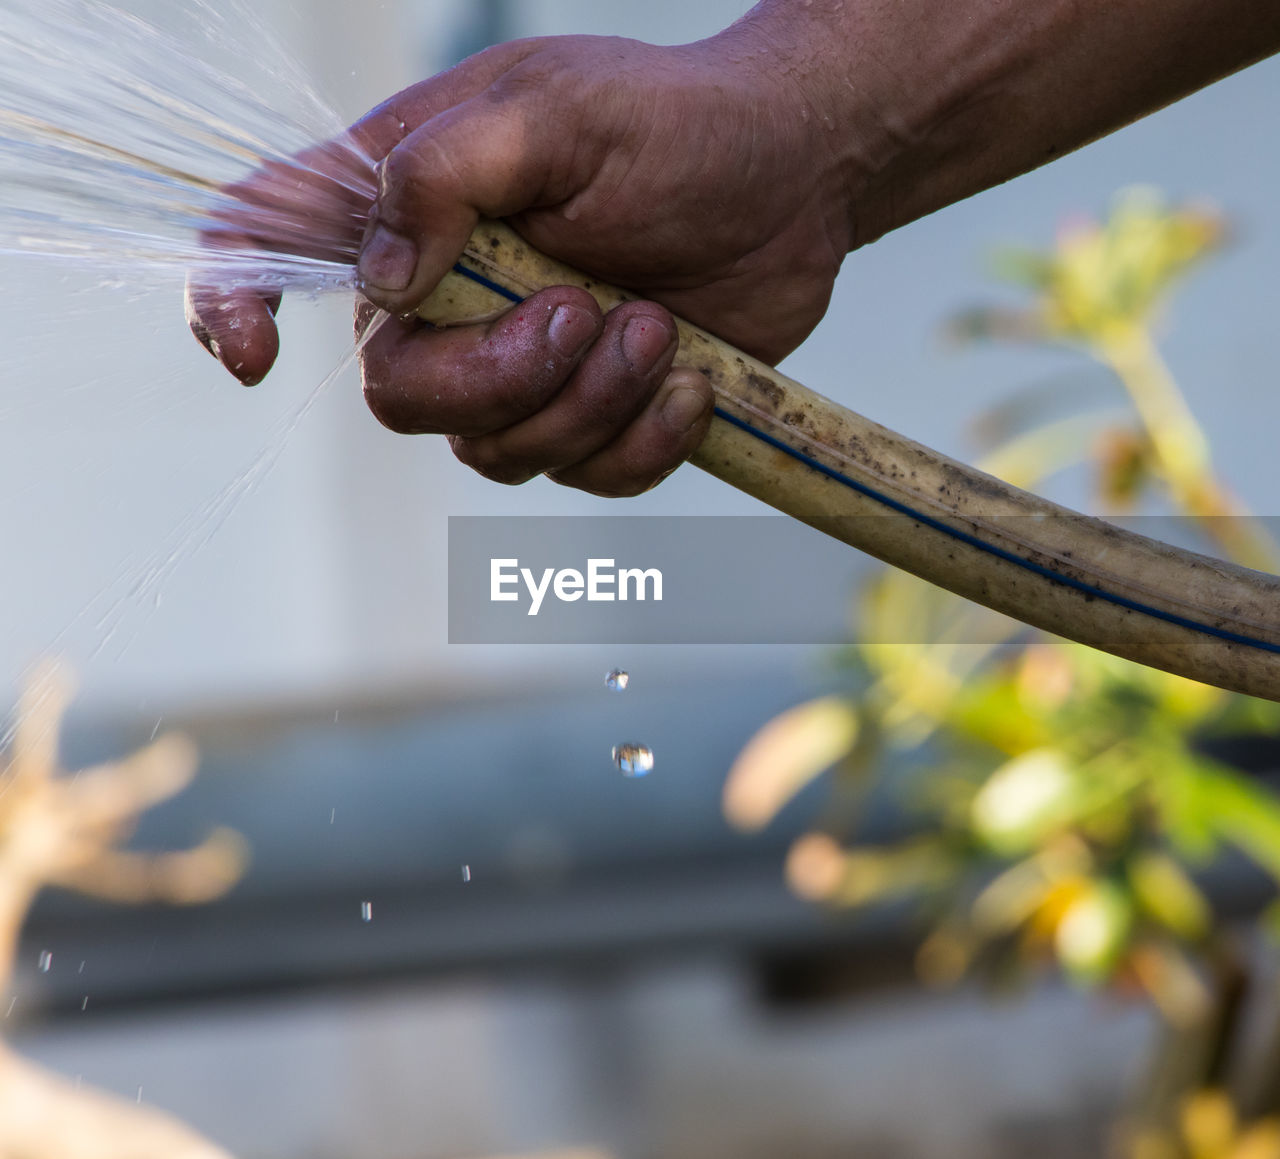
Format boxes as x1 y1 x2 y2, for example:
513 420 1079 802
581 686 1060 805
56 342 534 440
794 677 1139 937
187 135 376 384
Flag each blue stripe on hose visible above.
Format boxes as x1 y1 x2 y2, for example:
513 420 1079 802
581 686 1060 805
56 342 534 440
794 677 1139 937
452 262 523 303
451 260 1280 655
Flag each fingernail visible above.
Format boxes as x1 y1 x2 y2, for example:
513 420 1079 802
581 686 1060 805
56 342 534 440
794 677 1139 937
622 315 673 373
190 321 220 360
358 222 417 292
661 386 709 433
547 304 596 357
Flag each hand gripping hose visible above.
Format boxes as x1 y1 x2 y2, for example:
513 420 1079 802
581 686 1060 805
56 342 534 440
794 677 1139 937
418 220 1280 702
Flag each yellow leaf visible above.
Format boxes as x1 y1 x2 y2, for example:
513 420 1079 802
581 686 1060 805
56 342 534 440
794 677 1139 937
784 832 847 901
723 697 858 831
1235 1120 1280 1159
1182 1090 1237 1157
1054 879 1133 982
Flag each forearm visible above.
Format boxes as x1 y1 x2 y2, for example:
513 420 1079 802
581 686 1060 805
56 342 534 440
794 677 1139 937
731 0 1280 248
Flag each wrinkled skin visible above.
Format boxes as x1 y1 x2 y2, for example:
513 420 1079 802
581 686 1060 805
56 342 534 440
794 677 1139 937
186 28 853 495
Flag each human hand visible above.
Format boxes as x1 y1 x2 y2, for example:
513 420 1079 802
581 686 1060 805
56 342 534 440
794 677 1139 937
187 21 856 493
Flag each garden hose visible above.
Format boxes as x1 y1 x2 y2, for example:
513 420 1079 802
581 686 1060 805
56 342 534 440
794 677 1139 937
417 220 1280 702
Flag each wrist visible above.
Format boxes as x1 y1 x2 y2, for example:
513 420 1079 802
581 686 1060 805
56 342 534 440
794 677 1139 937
697 7 881 257
712 1 934 250
721 0 1280 251
726 0 1025 250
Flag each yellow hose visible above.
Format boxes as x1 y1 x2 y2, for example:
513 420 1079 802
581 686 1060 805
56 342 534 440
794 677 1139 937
417 220 1280 702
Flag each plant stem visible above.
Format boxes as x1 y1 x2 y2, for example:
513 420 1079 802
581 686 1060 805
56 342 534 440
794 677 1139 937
1097 324 1279 571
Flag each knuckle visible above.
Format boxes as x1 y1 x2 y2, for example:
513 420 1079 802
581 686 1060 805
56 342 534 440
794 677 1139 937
450 437 536 486
548 463 652 499
610 444 679 496
376 143 420 192
611 466 662 497
377 134 462 219
473 351 558 420
597 478 650 499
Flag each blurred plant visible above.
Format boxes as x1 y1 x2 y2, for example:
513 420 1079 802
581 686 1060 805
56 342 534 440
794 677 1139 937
723 189 1280 1154
0 663 247 1159
1130 1090 1280 1159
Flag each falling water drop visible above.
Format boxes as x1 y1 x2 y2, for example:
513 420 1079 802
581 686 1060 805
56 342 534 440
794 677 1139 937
605 669 629 691
461 864 472 883
37 950 52 973
360 901 373 922
612 744 654 778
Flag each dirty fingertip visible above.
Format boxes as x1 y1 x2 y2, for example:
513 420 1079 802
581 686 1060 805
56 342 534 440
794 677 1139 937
659 367 714 436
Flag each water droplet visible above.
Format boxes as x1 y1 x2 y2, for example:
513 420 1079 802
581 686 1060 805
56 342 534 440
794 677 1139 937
37 950 52 973
360 901 373 922
605 668 629 692
152 591 163 608
612 744 654 778
78 960 85 974
329 808 336 825
136 1086 143 1104
461 864 472 883
81 996 88 1011
5 997 16 1018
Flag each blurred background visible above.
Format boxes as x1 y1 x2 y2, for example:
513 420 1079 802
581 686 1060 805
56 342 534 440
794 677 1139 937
3 1 1280 1156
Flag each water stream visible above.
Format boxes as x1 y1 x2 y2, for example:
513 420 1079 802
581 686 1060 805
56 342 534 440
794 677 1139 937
0 0 386 741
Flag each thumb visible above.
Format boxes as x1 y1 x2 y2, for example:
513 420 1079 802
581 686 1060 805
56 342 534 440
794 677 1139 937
356 95 561 312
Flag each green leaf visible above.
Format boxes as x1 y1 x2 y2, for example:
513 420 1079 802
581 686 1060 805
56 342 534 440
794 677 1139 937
988 246 1058 289
1179 761 1280 883
1127 850 1211 940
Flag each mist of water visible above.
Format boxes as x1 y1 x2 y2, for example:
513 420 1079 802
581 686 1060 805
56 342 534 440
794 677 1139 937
0 0 374 293
0 0 391 727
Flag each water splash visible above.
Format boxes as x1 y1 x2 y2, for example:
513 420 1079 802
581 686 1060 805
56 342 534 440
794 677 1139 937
0 0 398 736
75 309 391 667
37 949 52 972
0 0 375 293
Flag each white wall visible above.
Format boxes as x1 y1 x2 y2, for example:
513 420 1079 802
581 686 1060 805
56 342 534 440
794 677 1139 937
14 958 1148 1159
